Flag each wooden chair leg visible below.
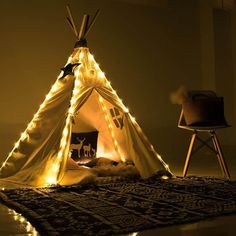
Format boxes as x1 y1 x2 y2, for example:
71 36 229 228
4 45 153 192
211 133 226 178
183 132 196 177
212 132 230 179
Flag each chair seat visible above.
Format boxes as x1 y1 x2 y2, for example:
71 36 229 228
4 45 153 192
178 124 230 131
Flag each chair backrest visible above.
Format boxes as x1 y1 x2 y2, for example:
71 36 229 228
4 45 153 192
178 90 229 130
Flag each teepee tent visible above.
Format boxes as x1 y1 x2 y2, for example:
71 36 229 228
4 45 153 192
0 6 171 187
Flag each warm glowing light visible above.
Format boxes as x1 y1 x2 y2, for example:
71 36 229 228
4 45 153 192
2 162 6 167
14 142 20 148
26 223 31 232
58 151 63 159
123 107 129 113
161 175 169 180
75 79 81 87
61 140 67 148
70 98 76 105
46 176 57 185
130 232 138 236
67 56 73 63
98 71 105 78
1 188 5 191
40 103 45 109
131 116 136 122
74 69 80 77
52 163 59 172
28 122 36 130
32 229 38 236
45 94 51 100
57 71 64 79
73 88 79 95
51 84 59 93
79 52 84 60
21 132 28 140
88 54 94 61
33 113 38 120
95 63 100 70
99 97 103 102
68 107 74 114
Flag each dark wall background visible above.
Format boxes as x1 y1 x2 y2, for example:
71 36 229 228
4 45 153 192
0 0 235 177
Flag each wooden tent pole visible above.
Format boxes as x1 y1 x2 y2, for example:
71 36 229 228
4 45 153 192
79 14 90 39
84 9 100 38
66 4 78 37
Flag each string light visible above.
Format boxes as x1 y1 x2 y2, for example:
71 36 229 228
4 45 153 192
14 142 20 149
98 71 105 78
45 93 52 100
7 209 38 235
123 107 129 113
98 95 125 162
68 107 74 114
94 63 100 70
51 83 59 93
131 116 136 123
46 68 80 185
0 47 172 185
79 51 84 60
88 53 94 61
57 71 64 79
40 103 45 109
21 132 28 140
73 88 79 95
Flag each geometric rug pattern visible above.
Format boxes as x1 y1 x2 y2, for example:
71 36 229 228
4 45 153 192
1 176 236 235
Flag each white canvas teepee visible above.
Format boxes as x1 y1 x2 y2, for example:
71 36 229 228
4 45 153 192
0 6 171 187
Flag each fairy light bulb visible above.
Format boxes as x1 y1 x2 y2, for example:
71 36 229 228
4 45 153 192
88 53 94 61
79 52 84 60
74 69 80 77
46 176 57 185
45 94 51 100
58 151 63 159
68 107 74 114
131 116 136 123
98 71 105 78
75 79 81 87
52 163 59 172
70 98 76 105
21 132 28 140
73 88 79 95
40 103 45 109
57 71 64 79
95 63 100 69
14 142 20 149
123 107 129 113
51 83 59 93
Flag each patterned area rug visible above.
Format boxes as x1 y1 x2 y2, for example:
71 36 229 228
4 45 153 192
0 176 236 235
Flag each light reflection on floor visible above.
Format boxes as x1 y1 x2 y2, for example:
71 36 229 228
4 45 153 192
0 204 39 235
